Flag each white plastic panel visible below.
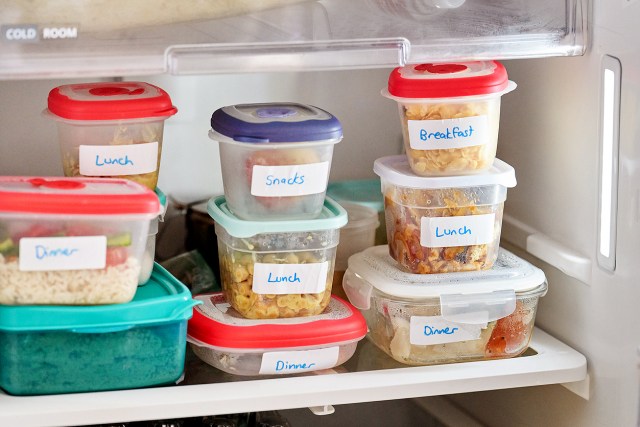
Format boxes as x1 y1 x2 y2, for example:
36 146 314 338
0 328 586 427
0 0 588 79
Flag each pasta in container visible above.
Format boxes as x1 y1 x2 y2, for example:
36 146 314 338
207 195 347 319
382 61 516 176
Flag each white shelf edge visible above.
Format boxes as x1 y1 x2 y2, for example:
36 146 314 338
0 327 587 427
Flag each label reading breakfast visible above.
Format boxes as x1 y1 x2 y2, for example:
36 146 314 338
409 316 484 345
407 115 488 150
252 262 329 295
250 162 329 197
19 236 107 271
421 214 495 247
79 142 158 176
259 346 339 375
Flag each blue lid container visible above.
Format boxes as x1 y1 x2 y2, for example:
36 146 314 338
210 103 342 143
0 264 201 395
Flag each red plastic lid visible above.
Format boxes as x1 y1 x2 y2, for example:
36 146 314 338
0 177 160 215
387 60 510 99
47 81 178 121
187 293 368 349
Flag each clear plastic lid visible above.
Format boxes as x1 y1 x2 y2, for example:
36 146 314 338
210 102 343 144
46 81 177 121
384 61 516 99
374 155 517 189
207 195 347 238
326 179 384 213
344 246 547 324
187 293 367 350
0 176 160 216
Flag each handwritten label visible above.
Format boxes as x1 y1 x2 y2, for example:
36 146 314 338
252 262 328 294
250 162 329 197
79 142 158 176
259 346 339 375
407 115 488 150
19 236 107 271
420 214 495 247
409 316 484 345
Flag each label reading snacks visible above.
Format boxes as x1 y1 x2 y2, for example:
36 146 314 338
407 115 488 150
19 236 107 271
252 262 329 294
79 142 158 176
251 162 330 197
409 316 484 345
420 214 495 247
259 347 339 375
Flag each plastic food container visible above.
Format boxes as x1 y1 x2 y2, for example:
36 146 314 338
332 202 379 300
209 103 342 220
45 81 178 190
374 155 516 274
187 292 367 376
140 187 168 285
327 179 387 245
343 246 547 366
0 176 161 305
382 61 516 176
208 195 347 319
0 264 200 395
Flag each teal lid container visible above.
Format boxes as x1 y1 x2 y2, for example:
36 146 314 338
0 264 201 396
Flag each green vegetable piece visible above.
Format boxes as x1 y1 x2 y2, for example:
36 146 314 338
0 237 14 253
106 232 132 247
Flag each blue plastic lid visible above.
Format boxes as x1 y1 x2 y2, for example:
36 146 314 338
326 179 384 213
210 103 343 143
0 264 201 332
207 195 348 238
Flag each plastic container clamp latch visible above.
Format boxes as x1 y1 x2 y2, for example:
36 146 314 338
439 289 516 325
342 270 373 310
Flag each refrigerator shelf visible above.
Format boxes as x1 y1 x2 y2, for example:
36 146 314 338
0 327 587 427
0 0 588 79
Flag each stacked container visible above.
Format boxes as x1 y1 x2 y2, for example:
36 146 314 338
0 176 200 395
342 61 547 366
187 103 367 376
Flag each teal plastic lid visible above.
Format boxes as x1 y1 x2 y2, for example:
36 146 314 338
155 187 167 221
326 179 384 213
207 195 348 238
0 264 201 332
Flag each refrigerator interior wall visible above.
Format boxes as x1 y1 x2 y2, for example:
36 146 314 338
448 0 640 425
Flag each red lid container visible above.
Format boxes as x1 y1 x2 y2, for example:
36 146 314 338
47 81 177 121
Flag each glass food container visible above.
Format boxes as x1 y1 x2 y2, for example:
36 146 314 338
208 195 347 319
382 61 516 176
0 264 200 395
209 102 342 220
187 292 367 376
374 155 516 274
45 81 177 190
0 176 161 304
343 246 547 366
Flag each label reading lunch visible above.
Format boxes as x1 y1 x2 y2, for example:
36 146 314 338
409 316 484 345
421 214 495 247
259 347 339 375
252 262 329 295
407 115 488 150
250 162 330 197
19 236 107 271
79 142 158 176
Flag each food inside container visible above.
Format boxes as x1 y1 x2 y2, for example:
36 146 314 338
382 61 516 176
209 103 342 220
343 246 547 366
0 176 160 305
45 81 177 190
187 292 367 376
208 195 347 319
0 264 200 395
374 155 516 274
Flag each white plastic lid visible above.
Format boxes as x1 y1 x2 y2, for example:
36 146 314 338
374 155 517 189
347 245 545 298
